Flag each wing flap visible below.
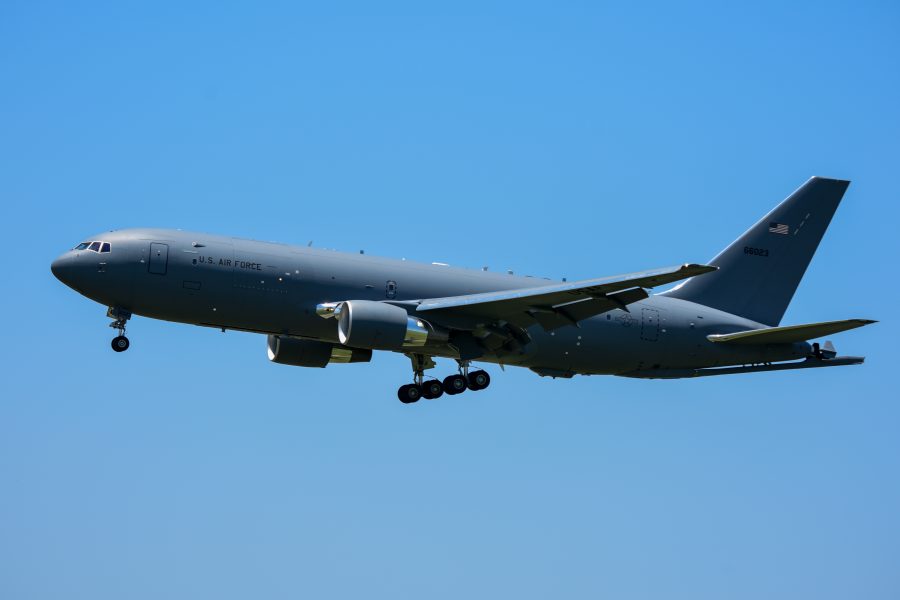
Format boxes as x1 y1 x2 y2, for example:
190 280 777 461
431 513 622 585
528 287 649 331
707 319 876 345
416 263 716 324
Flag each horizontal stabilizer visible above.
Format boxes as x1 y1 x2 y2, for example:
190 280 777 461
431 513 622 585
620 355 865 379
707 319 876 345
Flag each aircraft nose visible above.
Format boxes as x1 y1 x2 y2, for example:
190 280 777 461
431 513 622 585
51 254 77 288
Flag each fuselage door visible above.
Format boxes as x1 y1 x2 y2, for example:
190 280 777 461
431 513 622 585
641 308 660 342
149 243 169 275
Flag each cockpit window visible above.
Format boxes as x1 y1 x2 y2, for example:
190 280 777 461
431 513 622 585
74 240 112 252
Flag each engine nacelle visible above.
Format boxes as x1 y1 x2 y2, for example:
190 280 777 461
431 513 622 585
267 335 372 368
336 300 447 350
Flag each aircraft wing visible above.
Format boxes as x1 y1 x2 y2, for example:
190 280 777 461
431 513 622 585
415 263 716 331
707 318 876 345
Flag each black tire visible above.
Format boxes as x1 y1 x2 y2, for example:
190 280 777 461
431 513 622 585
442 374 468 395
467 370 490 391
423 380 444 400
111 335 130 352
398 384 422 404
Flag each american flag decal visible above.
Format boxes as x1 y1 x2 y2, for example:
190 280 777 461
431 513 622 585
768 222 789 235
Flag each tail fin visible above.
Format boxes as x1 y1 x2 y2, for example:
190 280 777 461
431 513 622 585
663 176 849 326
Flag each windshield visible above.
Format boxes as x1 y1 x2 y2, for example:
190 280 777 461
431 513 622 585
73 241 112 253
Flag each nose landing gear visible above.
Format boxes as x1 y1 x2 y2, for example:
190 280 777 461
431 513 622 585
107 307 132 353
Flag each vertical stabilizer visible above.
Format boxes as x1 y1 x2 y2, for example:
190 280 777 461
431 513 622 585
662 177 849 326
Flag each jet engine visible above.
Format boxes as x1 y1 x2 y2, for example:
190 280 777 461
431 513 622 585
334 300 448 350
267 335 372 368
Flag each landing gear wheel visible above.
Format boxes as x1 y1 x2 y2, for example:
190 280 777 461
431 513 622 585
442 374 468 395
398 384 422 404
467 370 490 391
422 380 444 400
111 335 130 352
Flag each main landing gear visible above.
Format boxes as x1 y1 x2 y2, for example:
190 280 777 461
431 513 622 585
397 356 491 404
108 307 132 353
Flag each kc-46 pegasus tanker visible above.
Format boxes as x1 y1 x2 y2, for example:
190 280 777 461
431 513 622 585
52 177 875 403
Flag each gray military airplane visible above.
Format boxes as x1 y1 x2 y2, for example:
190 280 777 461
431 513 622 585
52 176 874 402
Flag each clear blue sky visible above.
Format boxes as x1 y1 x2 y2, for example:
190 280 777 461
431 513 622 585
1 2 897 598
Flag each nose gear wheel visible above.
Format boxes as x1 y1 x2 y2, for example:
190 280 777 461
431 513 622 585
107 307 132 353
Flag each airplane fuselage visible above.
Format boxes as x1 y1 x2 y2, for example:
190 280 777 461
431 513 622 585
51 228 810 377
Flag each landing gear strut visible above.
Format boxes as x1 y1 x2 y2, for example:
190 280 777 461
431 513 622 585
107 307 131 353
443 359 470 395
445 360 492 394
398 354 440 403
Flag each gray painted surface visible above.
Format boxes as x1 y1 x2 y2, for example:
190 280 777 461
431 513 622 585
50 177 872 384
662 177 849 326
